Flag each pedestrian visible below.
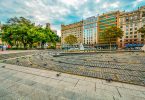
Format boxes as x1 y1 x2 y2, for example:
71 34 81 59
3 45 6 51
2 45 3 51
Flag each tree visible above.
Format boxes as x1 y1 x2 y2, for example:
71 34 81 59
2 17 34 49
49 32 60 49
65 35 77 46
138 26 145 44
2 24 18 47
2 16 60 49
102 26 123 51
38 27 51 48
27 26 38 48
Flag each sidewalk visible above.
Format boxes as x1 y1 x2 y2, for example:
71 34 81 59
0 50 37 54
0 63 145 100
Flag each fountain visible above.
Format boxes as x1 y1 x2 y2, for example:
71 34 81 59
80 43 84 51
141 45 145 51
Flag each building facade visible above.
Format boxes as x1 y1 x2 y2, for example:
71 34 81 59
61 21 83 47
83 16 98 46
46 23 58 34
60 6 145 49
0 22 2 45
52 30 57 34
98 11 120 47
119 6 145 48
46 23 51 29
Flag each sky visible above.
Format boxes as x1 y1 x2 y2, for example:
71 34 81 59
0 0 145 36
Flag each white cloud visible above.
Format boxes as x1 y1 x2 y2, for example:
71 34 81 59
0 0 145 36
22 0 120 36
60 0 87 7
111 1 120 8
95 0 100 3
22 0 72 35
133 0 143 7
102 1 120 9
82 8 96 19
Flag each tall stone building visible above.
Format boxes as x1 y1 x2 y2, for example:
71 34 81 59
119 6 145 48
60 5 145 49
46 23 51 29
61 21 83 47
83 16 98 46
98 11 120 47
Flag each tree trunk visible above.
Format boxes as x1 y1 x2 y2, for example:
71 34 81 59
24 43 27 49
41 42 45 49
28 40 33 49
16 41 18 48
29 42 33 49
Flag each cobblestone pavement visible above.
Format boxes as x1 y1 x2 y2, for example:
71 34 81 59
0 63 145 100
2 51 145 86
0 50 39 60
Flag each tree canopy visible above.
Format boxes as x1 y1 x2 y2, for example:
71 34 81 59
138 26 145 44
102 26 123 50
138 26 145 38
2 17 60 49
65 35 77 45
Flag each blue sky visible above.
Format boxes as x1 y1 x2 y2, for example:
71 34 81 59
0 0 145 35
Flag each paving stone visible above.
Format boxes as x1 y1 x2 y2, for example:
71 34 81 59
0 51 145 99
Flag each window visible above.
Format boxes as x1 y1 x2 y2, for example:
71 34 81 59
130 16 133 20
126 17 129 21
126 36 128 38
135 23 137 26
142 12 145 17
141 35 144 38
130 32 133 34
134 35 137 38
126 25 129 31
130 24 133 27
126 32 128 35
134 31 137 34
130 28 132 31
134 16 137 20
